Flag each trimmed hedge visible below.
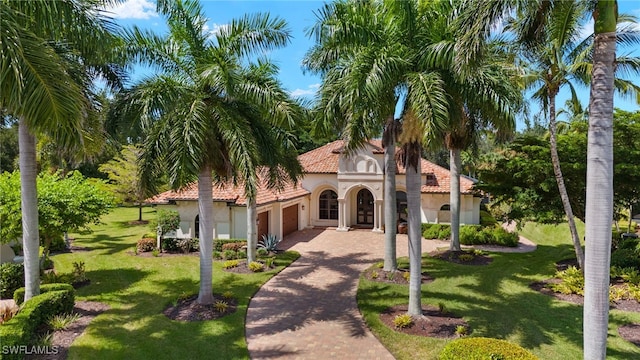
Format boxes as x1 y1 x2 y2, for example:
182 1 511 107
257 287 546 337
421 224 519 247
1 263 24 299
439 337 539 360
14 283 75 305
1 286 75 360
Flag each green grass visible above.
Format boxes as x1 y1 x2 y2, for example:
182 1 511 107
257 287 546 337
49 207 298 360
358 221 640 360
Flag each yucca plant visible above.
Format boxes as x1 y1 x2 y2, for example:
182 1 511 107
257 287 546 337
258 234 281 252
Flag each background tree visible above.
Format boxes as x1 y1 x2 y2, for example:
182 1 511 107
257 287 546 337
118 0 299 304
0 117 18 173
0 0 124 300
0 171 115 260
99 144 151 222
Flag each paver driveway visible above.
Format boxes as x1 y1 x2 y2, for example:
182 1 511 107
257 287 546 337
245 228 440 360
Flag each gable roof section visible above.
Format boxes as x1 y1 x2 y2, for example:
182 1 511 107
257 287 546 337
299 140 475 194
147 139 476 205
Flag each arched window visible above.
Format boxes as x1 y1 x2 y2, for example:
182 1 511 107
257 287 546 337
319 190 338 220
194 215 200 238
440 204 450 211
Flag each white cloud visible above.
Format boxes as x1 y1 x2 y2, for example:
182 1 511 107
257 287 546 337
290 83 320 97
203 22 229 39
102 0 157 20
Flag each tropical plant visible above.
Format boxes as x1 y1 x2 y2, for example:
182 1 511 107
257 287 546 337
392 314 413 329
117 0 302 304
258 234 281 252
0 0 123 301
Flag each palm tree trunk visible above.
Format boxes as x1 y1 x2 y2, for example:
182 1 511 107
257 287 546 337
383 117 398 271
197 164 214 305
19 119 40 301
449 148 462 251
584 2 616 358
549 93 585 269
247 197 257 263
406 143 422 316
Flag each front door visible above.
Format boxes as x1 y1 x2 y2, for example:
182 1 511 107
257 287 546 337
357 189 374 225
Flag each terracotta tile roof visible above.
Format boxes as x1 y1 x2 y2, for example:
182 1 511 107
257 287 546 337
299 140 476 194
147 140 476 204
147 179 309 206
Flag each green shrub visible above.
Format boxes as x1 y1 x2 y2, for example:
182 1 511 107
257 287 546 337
47 236 67 252
157 209 180 233
1 288 75 359
41 271 73 285
455 325 469 337
491 227 519 247
459 253 474 262
222 260 239 269
1 263 24 299
213 251 222 259
214 300 228 313
72 261 87 283
265 257 275 268
459 225 518 247
14 283 75 305
248 261 264 272
48 312 80 330
422 224 449 239
611 248 640 269
550 266 584 295
439 337 539 360
162 237 179 252
237 250 247 259
480 210 498 226
257 248 269 257
136 237 156 252
393 314 413 329
459 225 481 244
223 249 237 260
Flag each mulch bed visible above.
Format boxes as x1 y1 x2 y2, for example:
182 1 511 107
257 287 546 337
26 301 110 360
531 259 640 347
618 324 640 347
221 260 276 274
362 267 434 285
429 250 493 266
163 294 237 321
379 304 469 338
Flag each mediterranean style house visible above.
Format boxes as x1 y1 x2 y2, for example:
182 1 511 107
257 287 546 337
148 140 481 241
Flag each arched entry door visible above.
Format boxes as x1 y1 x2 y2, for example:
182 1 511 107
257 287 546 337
357 189 374 225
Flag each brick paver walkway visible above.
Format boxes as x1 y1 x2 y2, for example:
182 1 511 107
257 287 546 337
245 228 536 359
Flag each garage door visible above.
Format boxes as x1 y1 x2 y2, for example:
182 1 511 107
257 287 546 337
282 205 299 237
257 212 269 241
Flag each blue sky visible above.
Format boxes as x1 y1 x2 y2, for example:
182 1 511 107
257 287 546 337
104 0 640 130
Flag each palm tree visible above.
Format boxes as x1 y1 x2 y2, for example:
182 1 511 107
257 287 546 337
510 0 640 269
422 4 522 252
305 0 451 316
305 0 448 280
584 2 617 358
1 0 122 301
119 0 299 304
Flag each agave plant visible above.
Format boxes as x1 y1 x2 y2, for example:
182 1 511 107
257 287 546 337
258 234 281 252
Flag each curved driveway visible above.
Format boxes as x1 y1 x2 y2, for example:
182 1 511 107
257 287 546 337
245 228 536 359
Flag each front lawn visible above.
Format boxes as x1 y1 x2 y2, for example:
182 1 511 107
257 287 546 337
50 207 298 359
358 221 640 360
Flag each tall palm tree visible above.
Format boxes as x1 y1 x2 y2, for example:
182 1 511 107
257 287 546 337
119 0 299 304
584 2 617 358
511 0 640 269
305 0 451 316
1 0 123 301
423 3 522 252
305 0 448 279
